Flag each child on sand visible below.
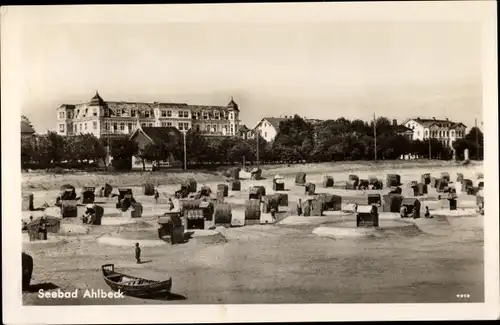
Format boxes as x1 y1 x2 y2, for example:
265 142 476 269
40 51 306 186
135 243 141 264
154 190 159 204
167 198 174 211
424 206 432 218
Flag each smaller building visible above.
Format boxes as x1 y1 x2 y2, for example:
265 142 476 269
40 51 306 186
129 125 183 170
21 120 36 139
238 124 256 140
254 116 324 142
391 119 413 139
253 117 289 142
402 117 467 148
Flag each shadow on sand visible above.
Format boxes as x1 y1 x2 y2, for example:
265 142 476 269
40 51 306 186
23 282 59 293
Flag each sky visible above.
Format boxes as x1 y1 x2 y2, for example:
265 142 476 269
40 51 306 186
17 15 483 132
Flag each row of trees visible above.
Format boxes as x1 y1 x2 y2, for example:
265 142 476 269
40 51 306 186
21 115 483 171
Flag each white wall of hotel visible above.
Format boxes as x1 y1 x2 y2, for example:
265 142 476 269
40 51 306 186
56 102 240 138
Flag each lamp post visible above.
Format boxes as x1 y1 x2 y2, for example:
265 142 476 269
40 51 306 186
428 133 432 160
255 129 260 170
182 130 188 171
373 113 377 161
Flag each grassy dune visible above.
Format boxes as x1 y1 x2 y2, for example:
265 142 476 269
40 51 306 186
22 159 482 191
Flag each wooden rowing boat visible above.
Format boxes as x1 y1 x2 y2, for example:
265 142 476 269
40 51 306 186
101 264 172 298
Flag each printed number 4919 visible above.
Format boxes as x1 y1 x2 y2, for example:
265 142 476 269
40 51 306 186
456 294 471 299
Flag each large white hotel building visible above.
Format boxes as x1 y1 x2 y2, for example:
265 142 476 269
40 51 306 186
56 92 241 138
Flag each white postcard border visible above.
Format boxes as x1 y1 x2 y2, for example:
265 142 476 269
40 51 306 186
2 2 498 324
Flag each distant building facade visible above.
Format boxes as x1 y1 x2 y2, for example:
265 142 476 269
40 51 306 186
254 116 322 142
129 125 182 169
238 124 256 140
56 92 241 139
391 119 413 140
254 116 292 142
21 120 36 139
402 117 467 148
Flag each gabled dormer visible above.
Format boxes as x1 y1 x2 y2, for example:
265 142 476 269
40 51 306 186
227 96 239 112
88 91 110 117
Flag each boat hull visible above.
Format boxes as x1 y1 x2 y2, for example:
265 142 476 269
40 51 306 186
101 264 172 298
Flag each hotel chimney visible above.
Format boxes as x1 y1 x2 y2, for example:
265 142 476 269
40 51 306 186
392 119 397 126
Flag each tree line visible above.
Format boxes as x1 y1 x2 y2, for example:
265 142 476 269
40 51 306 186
21 114 483 171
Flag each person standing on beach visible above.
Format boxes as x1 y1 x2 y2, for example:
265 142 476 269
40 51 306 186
167 198 174 211
424 206 432 218
154 190 160 204
39 216 47 240
297 199 302 216
135 243 141 264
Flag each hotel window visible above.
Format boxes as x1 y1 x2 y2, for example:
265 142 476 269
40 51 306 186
93 108 97 116
184 111 190 118
59 124 65 132
178 123 183 131
212 125 217 133
128 123 133 131
131 110 136 117
74 125 77 133
425 130 428 137
215 112 220 120
161 110 167 117
115 109 121 117
141 123 146 127
167 122 172 127
230 126 234 134
59 112 65 119
223 125 228 134
229 113 233 120
120 123 125 131
206 125 210 132
196 125 200 132
451 130 455 137
203 112 208 120
93 122 98 130
161 122 167 127
167 110 172 117
84 123 87 130
68 112 73 119
144 111 150 118
113 123 117 131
